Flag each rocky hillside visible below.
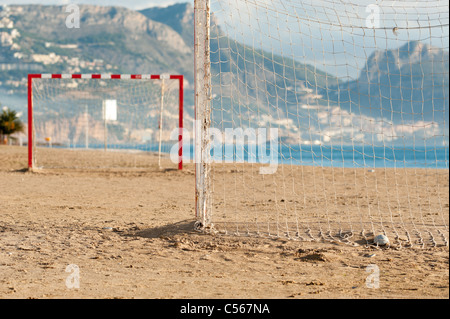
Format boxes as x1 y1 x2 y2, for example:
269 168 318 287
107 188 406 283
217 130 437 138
1 4 194 103
329 41 449 123
139 3 194 47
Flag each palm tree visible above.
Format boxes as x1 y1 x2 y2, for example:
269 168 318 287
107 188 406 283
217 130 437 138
0 107 24 145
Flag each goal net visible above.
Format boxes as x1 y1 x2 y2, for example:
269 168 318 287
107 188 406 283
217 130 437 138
28 74 184 171
194 0 449 247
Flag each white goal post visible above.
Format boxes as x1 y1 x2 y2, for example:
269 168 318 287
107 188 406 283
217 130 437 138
194 0 449 247
28 73 184 171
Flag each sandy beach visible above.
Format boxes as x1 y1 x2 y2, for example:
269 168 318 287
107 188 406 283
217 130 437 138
0 145 448 299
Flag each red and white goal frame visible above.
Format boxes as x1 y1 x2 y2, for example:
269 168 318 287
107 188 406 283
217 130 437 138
27 73 184 170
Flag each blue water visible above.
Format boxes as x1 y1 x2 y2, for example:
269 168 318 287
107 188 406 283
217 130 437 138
56 143 449 169
205 144 448 169
277 145 449 169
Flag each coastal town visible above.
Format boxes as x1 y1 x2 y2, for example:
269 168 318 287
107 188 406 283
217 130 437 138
1 5 116 95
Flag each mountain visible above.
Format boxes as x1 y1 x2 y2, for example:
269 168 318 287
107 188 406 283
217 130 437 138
328 41 449 123
139 3 194 47
140 2 339 128
5 5 192 74
1 4 195 108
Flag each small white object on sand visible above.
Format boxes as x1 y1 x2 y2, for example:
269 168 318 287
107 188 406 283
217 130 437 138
374 234 389 246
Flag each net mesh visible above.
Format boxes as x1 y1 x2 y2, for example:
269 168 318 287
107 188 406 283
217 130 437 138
31 77 182 170
195 0 449 247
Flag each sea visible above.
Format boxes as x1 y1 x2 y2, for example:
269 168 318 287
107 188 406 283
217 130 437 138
63 143 449 169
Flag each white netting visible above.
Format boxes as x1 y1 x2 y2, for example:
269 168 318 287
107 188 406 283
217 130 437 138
195 0 449 247
31 77 182 170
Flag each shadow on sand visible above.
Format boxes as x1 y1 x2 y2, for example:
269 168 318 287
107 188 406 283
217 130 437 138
130 219 197 239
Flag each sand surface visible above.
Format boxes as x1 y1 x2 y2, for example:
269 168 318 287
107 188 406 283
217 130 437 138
0 145 448 299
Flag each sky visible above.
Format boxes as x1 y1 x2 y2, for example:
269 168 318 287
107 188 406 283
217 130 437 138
0 0 192 10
